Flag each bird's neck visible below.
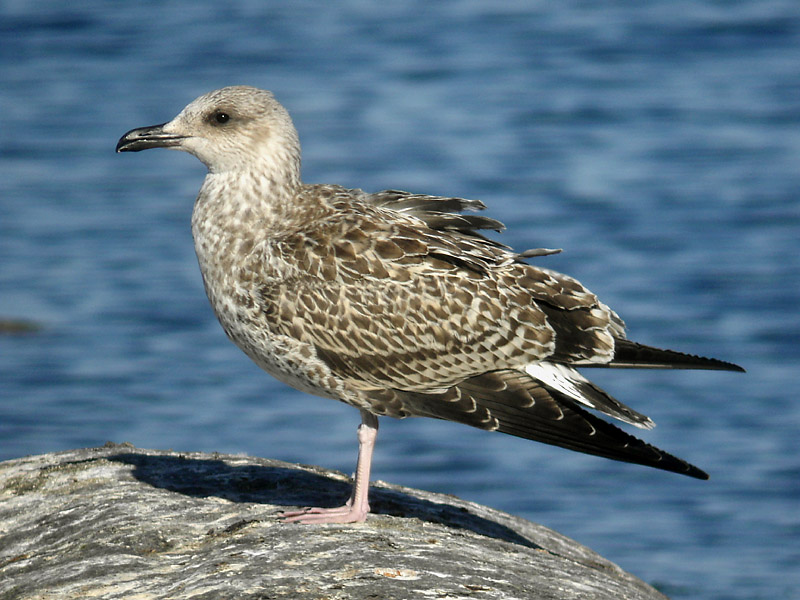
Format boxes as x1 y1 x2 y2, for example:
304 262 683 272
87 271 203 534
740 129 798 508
191 167 304 292
194 166 301 233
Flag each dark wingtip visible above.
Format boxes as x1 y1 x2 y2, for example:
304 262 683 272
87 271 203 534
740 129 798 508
683 463 710 480
605 340 745 372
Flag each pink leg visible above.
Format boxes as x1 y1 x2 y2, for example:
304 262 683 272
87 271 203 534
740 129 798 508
282 410 379 524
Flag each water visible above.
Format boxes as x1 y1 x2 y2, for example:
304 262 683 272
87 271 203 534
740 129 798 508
1 2 798 598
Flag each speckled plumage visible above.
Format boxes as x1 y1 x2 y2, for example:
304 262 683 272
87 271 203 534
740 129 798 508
117 86 743 523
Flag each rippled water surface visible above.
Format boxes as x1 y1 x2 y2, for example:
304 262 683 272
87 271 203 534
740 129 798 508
2 2 799 599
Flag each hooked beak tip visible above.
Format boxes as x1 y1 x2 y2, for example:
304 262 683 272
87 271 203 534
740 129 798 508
116 123 186 153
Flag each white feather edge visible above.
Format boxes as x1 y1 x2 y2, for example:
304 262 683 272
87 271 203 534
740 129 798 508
524 362 655 430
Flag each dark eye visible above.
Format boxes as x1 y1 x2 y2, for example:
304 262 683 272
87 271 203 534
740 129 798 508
213 111 230 124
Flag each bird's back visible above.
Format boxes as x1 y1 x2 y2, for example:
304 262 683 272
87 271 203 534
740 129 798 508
193 183 617 398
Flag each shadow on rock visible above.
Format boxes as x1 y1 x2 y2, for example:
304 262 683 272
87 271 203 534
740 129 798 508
105 451 540 549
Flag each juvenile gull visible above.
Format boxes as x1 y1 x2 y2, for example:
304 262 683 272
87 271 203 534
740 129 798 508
117 86 743 524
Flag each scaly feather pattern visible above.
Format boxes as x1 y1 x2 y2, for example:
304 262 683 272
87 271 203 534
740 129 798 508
117 86 743 523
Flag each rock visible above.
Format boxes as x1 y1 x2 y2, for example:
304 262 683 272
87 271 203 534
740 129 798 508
0 444 668 600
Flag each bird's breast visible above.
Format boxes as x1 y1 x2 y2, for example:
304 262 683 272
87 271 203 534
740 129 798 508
190 193 350 402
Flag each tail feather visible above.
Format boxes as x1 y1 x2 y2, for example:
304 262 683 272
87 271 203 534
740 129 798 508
396 370 710 480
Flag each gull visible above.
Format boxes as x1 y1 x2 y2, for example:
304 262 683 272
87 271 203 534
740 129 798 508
117 86 743 524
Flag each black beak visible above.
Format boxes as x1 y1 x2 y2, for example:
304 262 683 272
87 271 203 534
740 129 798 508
116 123 186 152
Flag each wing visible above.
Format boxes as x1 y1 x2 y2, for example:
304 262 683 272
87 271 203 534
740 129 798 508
367 189 505 241
368 189 562 260
260 189 736 477
265 186 740 418
266 196 622 394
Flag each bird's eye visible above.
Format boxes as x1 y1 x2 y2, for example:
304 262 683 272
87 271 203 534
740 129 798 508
213 111 230 124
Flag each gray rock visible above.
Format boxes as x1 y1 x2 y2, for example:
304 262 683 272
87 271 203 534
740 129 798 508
0 443 668 600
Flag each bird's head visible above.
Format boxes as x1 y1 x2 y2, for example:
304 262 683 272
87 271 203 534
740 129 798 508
116 86 301 179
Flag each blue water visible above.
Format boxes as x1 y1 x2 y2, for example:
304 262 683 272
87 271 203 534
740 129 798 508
1 2 798 598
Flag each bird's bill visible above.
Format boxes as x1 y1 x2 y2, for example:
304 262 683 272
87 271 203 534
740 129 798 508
116 123 186 152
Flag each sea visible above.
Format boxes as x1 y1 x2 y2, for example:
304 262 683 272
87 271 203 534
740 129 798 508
1 2 798 599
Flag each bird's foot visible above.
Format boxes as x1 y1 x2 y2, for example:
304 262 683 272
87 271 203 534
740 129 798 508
281 411 377 524
281 500 369 524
